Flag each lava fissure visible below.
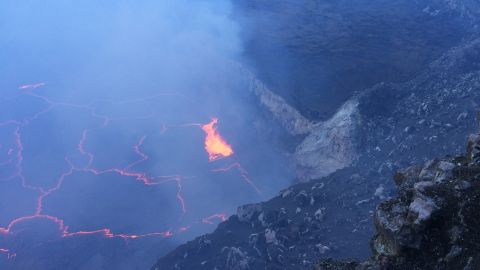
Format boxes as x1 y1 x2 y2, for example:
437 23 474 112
202 213 228 225
211 162 262 194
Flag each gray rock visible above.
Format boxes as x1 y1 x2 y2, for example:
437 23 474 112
237 204 262 223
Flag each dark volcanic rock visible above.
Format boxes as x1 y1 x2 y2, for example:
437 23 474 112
316 134 480 270
235 0 480 119
152 167 384 270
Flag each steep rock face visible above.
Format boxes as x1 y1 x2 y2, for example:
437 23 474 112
235 0 480 119
244 67 360 181
250 36 480 183
242 66 313 136
240 3 480 182
295 101 360 181
316 134 480 270
354 38 480 185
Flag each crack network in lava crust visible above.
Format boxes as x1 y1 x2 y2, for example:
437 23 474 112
0 83 262 260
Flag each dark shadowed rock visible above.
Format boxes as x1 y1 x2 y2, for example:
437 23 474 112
316 134 480 270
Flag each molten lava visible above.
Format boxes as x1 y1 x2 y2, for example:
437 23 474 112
201 118 234 161
202 213 227 224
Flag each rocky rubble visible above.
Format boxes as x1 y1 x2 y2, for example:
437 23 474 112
152 167 382 270
355 37 480 180
316 134 480 270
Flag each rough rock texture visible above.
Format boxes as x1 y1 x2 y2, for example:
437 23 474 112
243 67 360 181
152 169 383 270
239 0 480 182
316 134 480 270
244 67 313 136
295 100 360 181
236 0 480 119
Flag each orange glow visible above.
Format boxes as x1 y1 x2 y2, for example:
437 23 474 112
201 118 233 161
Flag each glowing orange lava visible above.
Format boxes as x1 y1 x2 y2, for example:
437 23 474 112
201 118 233 161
